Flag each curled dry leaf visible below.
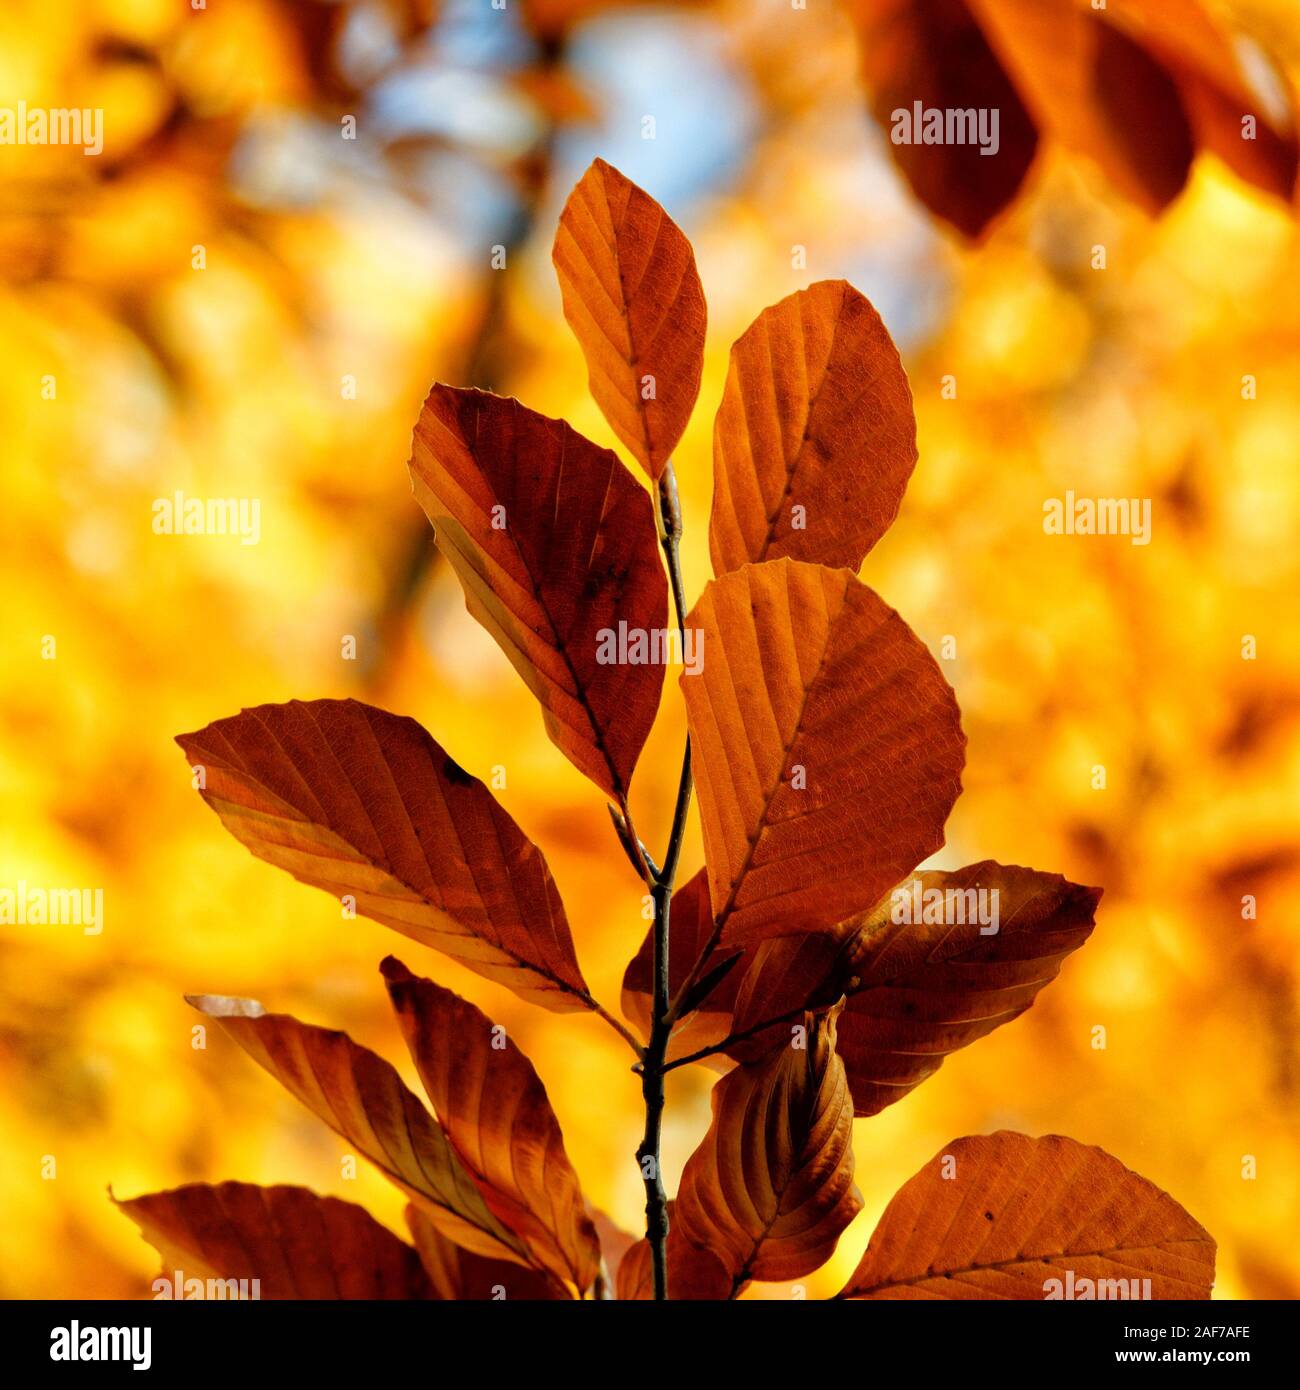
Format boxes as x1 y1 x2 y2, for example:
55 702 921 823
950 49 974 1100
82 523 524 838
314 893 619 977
683 558 965 947
382 957 602 1294
839 1132 1216 1299
727 862 1102 1116
409 386 667 800
710 281 917 575
115 1182 434 1300
176 698 588 1013
553 158 706 482
404 1205 568 1300
674 1010 862 1295
187 995 529 1268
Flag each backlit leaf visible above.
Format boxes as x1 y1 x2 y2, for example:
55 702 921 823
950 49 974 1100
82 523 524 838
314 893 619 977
710 281 917 574
187 995 529 1267
839 1132 1216 1299
176 698 589 1013
683 558 965 946
409 386 667 799
404 1205 568 1300
553 158 706 481
115 1182 435 1299
382 957 602 1294
674 1009 861 1294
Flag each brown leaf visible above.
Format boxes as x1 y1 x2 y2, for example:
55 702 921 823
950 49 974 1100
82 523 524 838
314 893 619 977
839 1132 1216 1299
176 698 589 1013
382 957 601 1294
553 158 706 481
404 1204 568 1300
728 862 1101 1116
187 995 529 1267
114 1182 434 1299
969 0 1195 214
683 558 965 947
710 281 917 575
620 868 742 1061
615 1215 735 1301
848 0 1039 238
674 1010 862 1294
409 386 667 800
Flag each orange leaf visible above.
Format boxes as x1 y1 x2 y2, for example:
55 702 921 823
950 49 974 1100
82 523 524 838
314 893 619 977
848 0 1039 238
682 558 965 946
710 281 917 574
176 698 589 1013
114 1182 434 1299
839 1132 1216 1299
187 995 529 1267
382 957 602 1294
674 1010 862 1294
727 863 1101 1116
409 386 667 800
615 1220 734 1301
404 1205 568 1300
553 159 706 481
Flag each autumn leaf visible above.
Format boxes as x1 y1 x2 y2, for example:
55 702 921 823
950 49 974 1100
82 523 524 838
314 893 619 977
674 1010 861 1295
710 281 917 574
409 386 667 800
553 159 706 482
176 698 590 1013
727 863 1102 1116
187 995 530 1268
405 1205 567 1300
621 868 743 1060
839 1132 1216 1299
615 1220 734 1301
848 0 1039 238
115 1183 435 1299
683 558 965 946
382 957 602 1294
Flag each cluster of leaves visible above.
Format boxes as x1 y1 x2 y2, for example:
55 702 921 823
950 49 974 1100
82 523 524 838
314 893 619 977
848 0 1300 237
116 161 1215 1299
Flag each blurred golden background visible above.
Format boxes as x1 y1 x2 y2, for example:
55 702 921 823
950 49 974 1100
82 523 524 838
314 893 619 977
2 0 1298 1299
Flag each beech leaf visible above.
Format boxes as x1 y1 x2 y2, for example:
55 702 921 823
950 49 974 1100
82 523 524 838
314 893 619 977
382 957 602 1294
710 281 917 575
674 1010 863 1294
553 158 706 481
404 1205 568 1300
682 558 965 946
175 698 589 1013
187 995 530 1268
114 1183 435 1299
409 386 667 800
839 1131 1216 1299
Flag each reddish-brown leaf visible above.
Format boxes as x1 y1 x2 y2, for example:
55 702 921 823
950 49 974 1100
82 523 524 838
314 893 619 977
615 1214 735 1301
674 1010 862 1294
839 1132 1216 1299
553 158 706 481
682 558 965 947
404 1205 568 1300
187 995 528 1267
848 0 1039 238
409 386 667 800
725 863 1101 1116
176 698 588 1013
115 1183 434 1299
382 957 602 1294
710 281 917 575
